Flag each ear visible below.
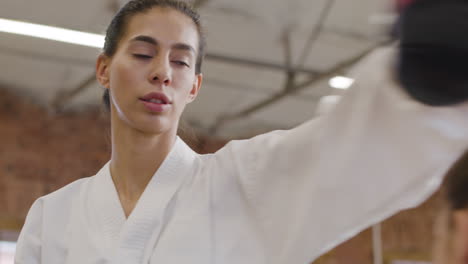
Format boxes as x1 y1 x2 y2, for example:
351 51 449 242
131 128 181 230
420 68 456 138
96 54 111 89
187 73 203 103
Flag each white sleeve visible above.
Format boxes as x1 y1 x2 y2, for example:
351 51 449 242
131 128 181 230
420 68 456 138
15 199 43 264
221 47 468 263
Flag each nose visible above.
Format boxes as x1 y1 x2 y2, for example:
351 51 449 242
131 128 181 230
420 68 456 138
150 55 171 86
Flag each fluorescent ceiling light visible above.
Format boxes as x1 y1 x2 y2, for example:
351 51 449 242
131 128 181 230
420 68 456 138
329 76 354 89
0 18 104 48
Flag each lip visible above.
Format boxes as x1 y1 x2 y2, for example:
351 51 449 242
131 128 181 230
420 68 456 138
139 92 172 113
141 100 171 113
140 92 172 104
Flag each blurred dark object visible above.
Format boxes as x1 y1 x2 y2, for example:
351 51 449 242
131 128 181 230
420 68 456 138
395 0 417 12
397 0 468 106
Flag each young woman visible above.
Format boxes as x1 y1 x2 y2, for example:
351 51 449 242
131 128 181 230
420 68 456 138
15 0 468 263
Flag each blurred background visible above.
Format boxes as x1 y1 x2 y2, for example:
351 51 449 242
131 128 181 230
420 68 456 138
0 0 440 263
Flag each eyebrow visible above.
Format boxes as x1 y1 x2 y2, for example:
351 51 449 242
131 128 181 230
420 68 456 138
130 35 196 55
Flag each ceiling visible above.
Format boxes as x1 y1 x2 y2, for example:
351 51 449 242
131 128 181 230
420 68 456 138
0 0 395 138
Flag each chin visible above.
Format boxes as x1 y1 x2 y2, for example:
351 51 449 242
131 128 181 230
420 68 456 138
113 106 178 136
138 116 177 135
133 120 172 135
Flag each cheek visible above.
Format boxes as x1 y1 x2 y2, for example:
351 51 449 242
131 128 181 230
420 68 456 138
113 64 135 89
173 73 195 98
110 56 147 92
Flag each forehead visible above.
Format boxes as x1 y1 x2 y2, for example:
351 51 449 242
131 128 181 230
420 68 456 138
122 7 199 51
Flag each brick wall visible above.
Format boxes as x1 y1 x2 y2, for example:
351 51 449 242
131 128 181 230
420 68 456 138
0 88 111 229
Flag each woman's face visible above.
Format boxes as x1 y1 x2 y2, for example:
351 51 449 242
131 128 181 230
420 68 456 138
97 7 202 135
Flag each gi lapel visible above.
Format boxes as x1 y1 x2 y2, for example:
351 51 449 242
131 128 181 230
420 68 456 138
64 162 126 263
113 137 197 263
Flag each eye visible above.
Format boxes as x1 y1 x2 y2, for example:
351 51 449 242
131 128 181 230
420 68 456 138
133 54 153 59
172 61 189 67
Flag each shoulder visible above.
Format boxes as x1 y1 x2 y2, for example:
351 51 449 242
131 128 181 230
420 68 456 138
200 130 288 173
40 177 91 207
16 178 91 261
23 177 91 215
20 177 92 231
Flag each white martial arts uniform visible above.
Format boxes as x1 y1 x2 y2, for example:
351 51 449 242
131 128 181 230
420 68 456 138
15 47 468 264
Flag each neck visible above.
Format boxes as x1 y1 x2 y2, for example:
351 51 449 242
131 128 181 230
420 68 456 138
109 112 177 217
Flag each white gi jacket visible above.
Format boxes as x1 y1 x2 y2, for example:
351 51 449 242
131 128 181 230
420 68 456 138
15 47 468 264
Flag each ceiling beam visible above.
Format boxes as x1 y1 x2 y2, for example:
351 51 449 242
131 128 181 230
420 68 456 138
50 73 96 112
206 0 339 135
209 41 393 134
206 53 319 75
296 0 336 68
